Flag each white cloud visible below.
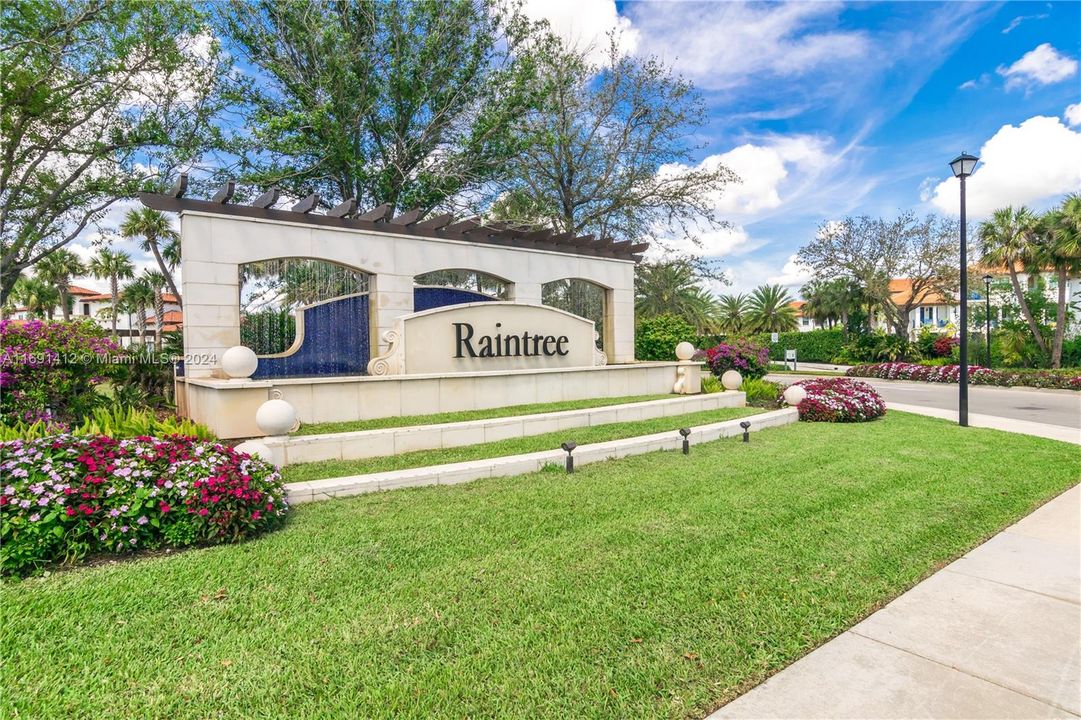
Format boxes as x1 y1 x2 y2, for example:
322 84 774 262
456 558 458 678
929 115 1081 218
958 73 990 91
767 254 813 288
627 1 868 91
1065 103 1081 127
518 0 638 65
1002 13 1047 34
997 43 1078 90
647 224 753 259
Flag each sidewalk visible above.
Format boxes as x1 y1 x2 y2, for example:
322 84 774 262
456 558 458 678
709 484 1081 719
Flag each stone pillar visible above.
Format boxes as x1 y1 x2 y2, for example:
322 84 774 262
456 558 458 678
369 273 414 356
179 213 241 378
509 281 542 305
609 287 635 364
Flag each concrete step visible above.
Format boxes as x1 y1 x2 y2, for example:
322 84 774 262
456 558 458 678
268 392 747 466
284 407 797 504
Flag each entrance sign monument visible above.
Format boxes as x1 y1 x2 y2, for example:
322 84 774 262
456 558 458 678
141 178 704 438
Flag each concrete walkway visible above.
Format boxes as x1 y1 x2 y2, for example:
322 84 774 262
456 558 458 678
710 484 1081 719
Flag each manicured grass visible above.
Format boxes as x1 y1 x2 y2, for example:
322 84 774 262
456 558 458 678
282 406 762 482
294 393 674 435
4 413 1079 720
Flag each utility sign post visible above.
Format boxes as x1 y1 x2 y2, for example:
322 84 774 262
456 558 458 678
785 348 797 371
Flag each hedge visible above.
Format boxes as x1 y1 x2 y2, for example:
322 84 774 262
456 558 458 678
697 328 846 364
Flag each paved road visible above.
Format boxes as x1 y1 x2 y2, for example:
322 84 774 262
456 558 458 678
767 375 1081 430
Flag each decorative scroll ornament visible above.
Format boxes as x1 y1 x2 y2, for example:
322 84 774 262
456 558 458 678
593 332 608 366
674 365 687 394
366 330 403 376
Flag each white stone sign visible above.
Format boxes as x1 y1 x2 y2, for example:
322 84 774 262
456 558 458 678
368 302 606 375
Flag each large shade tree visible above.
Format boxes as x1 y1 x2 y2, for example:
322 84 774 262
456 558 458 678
799 213 958 338
487 39 735 264
0 0 225 304
216 0 540 212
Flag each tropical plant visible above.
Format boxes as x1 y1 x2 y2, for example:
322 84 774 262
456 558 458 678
715 293 749 334
122 277 155 345
1038 196 1081 368
33 249 85 321
88 249 134 341
142 269 168 351
739 378 782 407
745 284 798 333
7 276 59 319
977 206 1048 359
635 261 720 332
702 339 771 380
119 208 182 307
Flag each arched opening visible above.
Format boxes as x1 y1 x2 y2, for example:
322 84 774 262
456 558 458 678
542 278 607 350
413 269 509 312
239 258 371 377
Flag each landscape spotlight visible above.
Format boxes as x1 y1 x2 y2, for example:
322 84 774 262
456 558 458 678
560 441 577 473
949 151 979 427
739 420 751 443
679 427 691 455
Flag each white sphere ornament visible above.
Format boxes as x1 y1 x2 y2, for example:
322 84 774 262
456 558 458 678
221 345 258 379
675 341 696 361
782 384 807 407
234 440 274 464
256 398 297 436
721 370 743 391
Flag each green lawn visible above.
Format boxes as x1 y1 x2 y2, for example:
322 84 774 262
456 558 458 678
294 393 675 436
4 412 1079 720
283 406 762 483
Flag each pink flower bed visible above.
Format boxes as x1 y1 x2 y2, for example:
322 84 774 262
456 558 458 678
0 435 288 575
846 362 1081 391
791 377 887 423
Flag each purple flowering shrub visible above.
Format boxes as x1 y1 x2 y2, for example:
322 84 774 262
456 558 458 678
793 378 886 423
702 339 771 380
846 362 1081 391
0 319 122 425
0 435 288 575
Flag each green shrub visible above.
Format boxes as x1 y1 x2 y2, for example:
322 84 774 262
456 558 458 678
635 314 697 361
701 376 722 394
740 378 782 407
0 407 215 441
838 331 920 363
697 329 846 363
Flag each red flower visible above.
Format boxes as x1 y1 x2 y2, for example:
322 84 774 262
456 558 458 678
65 507 76 516
159 501 171 514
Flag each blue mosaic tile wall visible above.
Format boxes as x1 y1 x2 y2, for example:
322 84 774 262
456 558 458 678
413 286 496 312
253 294 370 378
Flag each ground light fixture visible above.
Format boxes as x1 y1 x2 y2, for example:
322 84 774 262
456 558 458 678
983 273 993 368
949 151 979 427
679 427 691 454
739 420 751 442
560 441 577 473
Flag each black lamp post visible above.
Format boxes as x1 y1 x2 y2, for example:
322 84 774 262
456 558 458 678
982 274 993 367
949 152 979 427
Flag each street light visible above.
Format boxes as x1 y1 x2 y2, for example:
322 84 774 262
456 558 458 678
950 152 979 427
982 274 993 367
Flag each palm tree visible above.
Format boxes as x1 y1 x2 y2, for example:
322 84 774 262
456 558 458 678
1040 196 1081 368
746 284 798 333
122 277 155 346
143 269 168 350
120 208 182 307
977 206 1048 359
88 249 134 341
635 261 720 332
715 293 749 334
10 276 60 319
34 249 85 321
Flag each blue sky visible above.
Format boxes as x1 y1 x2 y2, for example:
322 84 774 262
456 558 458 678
525 0 1081 294
71 1 1080 299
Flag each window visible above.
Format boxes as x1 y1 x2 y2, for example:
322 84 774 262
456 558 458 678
919 307 934 324
801 317 810 326
82 303 90 316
